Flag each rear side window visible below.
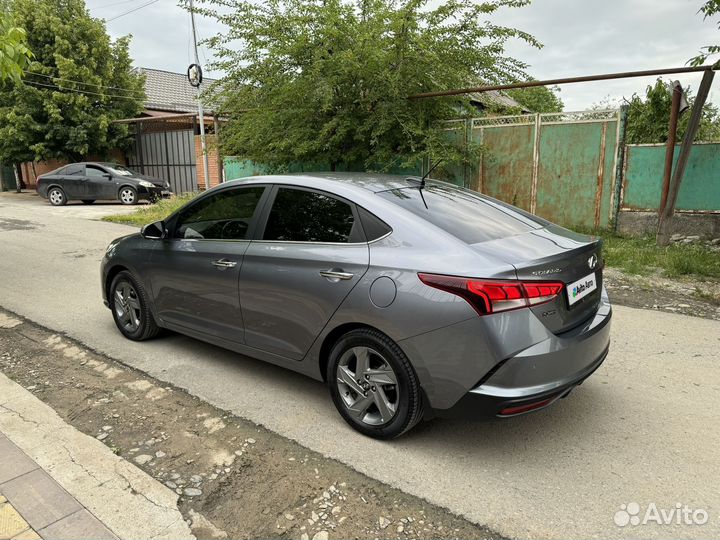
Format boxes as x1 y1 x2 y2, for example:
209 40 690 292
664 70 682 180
175 186 265 240
64 164 84 176
358 207 392 241
263 188 361 243
377 184 540 244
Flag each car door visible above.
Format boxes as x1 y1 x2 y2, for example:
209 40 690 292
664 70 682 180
239 186 370 360
85 164 116 200
147 185 269 343
58 163 87 199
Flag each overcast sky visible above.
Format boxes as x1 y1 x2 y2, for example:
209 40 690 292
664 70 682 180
87 0 719 110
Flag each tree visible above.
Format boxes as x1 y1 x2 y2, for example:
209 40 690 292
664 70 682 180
506 85 563 113
0 0 145 164
199 0 540 171
624 78 720 144
690 0 720 66
0 12 32 82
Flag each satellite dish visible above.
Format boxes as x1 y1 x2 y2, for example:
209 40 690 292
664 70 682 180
187 63 203 88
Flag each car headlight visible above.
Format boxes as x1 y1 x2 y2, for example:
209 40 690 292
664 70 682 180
138 180 155 188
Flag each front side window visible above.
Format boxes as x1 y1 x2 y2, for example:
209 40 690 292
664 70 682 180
86 166 107 177
175 186 265 240
263 188 359 243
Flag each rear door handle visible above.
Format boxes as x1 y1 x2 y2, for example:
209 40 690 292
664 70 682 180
319 270 354 282
211 258 237 269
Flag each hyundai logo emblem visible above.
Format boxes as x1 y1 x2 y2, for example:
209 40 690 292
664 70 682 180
588 254 598 269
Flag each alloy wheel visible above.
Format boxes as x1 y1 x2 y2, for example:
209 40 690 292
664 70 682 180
113 282 141 332
120 188 136 204
49 189 64 205
336 346 399 426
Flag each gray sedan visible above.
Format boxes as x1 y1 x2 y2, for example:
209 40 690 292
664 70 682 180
101 173 611 439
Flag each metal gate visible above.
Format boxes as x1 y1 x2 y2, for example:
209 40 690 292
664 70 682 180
444 110 623 229
128 129 198 194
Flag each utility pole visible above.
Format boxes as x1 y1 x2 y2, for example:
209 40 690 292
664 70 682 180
189 0 211 190
657 69 715 246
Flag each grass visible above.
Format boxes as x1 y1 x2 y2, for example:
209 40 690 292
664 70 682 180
596 233 720 280
102 193 198 227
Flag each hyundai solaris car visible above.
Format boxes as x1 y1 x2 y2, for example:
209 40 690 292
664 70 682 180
37 162 170 205
101 173 611 439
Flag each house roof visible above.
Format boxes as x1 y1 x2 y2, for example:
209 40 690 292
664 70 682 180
136 67 216 113
469 90 528 112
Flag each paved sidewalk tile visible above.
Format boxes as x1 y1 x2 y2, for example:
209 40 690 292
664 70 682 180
0 470 81 531
38 509 118 540
0 500 33 539
0 436 38 484
10 530 41 540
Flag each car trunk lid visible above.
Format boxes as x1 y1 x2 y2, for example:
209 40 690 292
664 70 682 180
470 225 603 334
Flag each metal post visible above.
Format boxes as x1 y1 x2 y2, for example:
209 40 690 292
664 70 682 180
530 113 541 214
659 82 682 214
657 70 715 246
213 113 223 183
611 106 629 232
189 0 211 190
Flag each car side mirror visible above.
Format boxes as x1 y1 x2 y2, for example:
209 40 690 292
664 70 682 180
141 220 166 240
103 173 112 180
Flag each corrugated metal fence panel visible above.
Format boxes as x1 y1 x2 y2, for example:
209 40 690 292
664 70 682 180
0 163 16 191
622 143 720 212
128 130 198 194
535 120 617 228
474 124 535 211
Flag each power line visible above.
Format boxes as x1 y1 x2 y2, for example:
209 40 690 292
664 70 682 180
23 80 142 101
23 71 144 96
105 0 161 22
91 0 143 11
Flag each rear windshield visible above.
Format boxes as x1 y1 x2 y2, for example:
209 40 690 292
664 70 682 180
377 183 541 244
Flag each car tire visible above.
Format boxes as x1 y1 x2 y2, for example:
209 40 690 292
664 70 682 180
327 328 424 439
48 187 67 206
119 186 138 205
81 199 95 204
109 271 160 341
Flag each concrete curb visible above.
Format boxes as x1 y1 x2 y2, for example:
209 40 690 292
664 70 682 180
0 372 194 540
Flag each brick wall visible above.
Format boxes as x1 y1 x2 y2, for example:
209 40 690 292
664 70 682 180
194 134 222 190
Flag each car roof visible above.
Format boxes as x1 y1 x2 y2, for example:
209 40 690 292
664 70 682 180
223 172 420 194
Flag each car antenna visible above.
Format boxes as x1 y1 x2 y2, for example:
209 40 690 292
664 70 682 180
407 159 442 209
407 159 443 189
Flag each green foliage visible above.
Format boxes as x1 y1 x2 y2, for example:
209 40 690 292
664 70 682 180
0 12 32 82
624 78 720 144
197 0 539 171
0 0 145 164
505 85 563 113
690 0 720 66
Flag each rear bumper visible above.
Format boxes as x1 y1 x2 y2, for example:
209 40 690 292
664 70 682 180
436 343 608 419
399 287 612 419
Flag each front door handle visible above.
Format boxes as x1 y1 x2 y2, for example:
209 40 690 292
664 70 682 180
211 258 237 270
319 269 354 282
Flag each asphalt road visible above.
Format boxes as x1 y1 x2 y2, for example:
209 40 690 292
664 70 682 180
1 191 719 539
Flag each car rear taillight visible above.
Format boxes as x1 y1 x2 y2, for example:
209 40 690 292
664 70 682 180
417 273 564 315
35 176 42 191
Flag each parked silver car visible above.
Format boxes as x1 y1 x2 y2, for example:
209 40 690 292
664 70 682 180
101 173 612 439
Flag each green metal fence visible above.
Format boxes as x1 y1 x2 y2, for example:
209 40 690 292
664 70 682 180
223 159 421 182
0 163 16 191
622 142 720 212
453 110 623 229
223 109 629 229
